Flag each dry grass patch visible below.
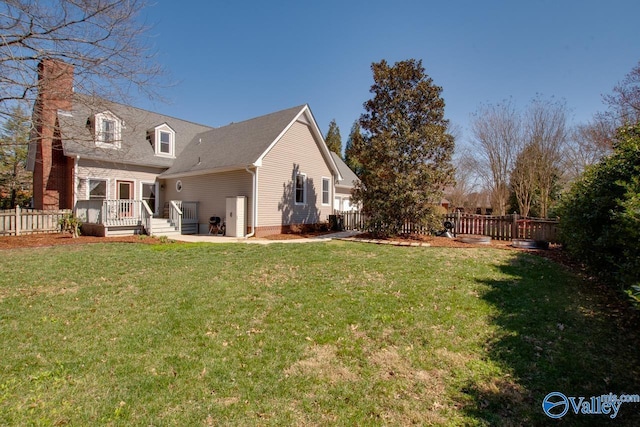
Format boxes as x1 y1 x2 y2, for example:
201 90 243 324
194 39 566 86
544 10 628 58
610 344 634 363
369 346 451 423
250 263 300 288
284 344 359 383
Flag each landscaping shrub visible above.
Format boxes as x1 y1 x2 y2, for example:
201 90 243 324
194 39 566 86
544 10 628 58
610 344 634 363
557 123 640 299
58 213 82 238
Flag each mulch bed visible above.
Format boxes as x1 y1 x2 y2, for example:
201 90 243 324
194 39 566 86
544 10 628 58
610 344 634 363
351 232 580 270
0 233 161 250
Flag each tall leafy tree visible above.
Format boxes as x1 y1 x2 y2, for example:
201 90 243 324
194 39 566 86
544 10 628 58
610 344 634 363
324 119 342 155
0 105 31 208
350 59 455 236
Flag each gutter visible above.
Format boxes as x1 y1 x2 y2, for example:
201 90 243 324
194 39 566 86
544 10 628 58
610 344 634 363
245 165 257 238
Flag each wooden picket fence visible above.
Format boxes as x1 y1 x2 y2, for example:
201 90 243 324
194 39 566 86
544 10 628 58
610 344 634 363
0 206 71 236
339 210 368 231
444 212 559 243
336 210 559 243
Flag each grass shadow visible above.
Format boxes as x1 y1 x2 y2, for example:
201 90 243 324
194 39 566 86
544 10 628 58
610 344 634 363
463 252 640 425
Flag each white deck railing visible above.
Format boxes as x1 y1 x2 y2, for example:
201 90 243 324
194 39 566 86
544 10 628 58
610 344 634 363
79 200 134 226
75 199 142 227
76 199 199 233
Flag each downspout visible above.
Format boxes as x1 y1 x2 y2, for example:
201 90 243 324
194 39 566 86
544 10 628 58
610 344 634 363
73 155 80 209
245 165 257 238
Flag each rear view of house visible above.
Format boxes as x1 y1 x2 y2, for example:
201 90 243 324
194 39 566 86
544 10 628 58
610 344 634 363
28 59 344 237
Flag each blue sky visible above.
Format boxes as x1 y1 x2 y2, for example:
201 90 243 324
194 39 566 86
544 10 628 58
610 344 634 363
137 0 640 151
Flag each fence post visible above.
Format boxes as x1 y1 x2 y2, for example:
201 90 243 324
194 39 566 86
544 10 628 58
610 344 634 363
511 213 518 240
15 206 21 236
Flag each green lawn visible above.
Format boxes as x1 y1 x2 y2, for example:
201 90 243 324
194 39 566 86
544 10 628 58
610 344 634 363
0 241 638 426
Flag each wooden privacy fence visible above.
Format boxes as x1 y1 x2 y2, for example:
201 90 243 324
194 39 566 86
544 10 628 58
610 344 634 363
444 213 559 243
336 210 560 243
0 207 71 236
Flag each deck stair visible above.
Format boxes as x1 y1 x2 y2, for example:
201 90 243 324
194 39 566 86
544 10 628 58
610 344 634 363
148 217 181 237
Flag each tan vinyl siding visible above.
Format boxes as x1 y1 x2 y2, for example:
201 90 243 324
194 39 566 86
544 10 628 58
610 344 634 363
163 170 253 233
335 186 352 196
76 159 163 201
258 121 333 227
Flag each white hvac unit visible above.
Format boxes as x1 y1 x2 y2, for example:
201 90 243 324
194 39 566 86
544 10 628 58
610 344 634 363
226 196 247 238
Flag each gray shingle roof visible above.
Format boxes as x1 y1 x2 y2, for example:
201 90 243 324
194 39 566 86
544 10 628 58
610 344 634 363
160 105 307 177
55 98 335 179
58 94 214 168
330 152 359 188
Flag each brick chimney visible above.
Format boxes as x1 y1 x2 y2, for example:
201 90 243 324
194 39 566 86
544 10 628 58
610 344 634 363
32 59 75 210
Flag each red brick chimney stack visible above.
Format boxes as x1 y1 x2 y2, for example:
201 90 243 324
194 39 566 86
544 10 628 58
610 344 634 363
37 58 74 110
32 59 75 210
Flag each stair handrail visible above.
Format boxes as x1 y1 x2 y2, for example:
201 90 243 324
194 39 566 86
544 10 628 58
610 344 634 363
141 200 153 234
169 200 183 234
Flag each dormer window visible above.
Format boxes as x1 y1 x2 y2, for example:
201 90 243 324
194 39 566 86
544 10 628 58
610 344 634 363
148 124 175 157
92 111 122 149
159 130 171 154
102 119 116 144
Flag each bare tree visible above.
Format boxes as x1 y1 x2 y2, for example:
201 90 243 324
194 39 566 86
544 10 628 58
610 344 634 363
604 60 640 125
523 97 567 218
446 147 480 212
560 61 640 185
509 143 538 217
0 0 165 122
563 117 613 183
469 100 522 215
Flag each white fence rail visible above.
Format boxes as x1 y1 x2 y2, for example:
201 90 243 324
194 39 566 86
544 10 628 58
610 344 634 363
0 207 71 236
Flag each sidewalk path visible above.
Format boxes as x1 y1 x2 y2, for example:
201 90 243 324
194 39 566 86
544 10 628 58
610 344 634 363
168 230 363 244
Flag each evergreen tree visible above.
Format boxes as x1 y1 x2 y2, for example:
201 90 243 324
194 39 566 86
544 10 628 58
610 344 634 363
350 59 455 236
325 119 342 155
344 121 363 176
0 106 32 208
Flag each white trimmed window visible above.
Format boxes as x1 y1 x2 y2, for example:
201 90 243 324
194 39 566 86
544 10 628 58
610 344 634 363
148 124 175 157
94 111 122 148
295 173 306 204
88 179 107 200
322 177 330 205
